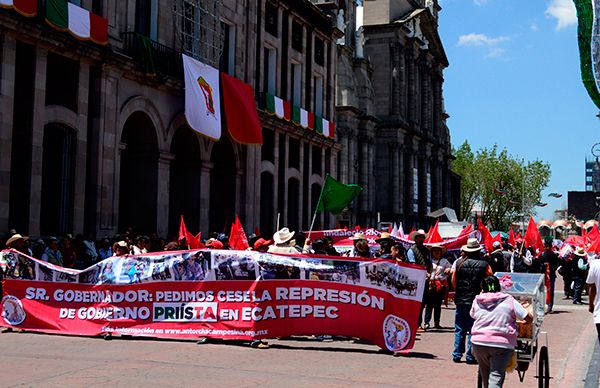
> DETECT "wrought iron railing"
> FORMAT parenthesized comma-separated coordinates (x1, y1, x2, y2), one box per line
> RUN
(121, 32, 183, 79)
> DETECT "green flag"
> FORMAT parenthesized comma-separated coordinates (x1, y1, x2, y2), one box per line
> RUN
(316, 175, 363, 214)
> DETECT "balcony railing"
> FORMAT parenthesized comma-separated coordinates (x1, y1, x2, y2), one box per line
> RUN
(121, 32, 182, 79)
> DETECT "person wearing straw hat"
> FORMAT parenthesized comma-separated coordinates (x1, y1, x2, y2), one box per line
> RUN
(375, 232, 394, 258)
(347, 232, 371, 258)
(451, 238, 493, 364)
(423, 243, 452, 330)
(572, 246, 589, 305)
(407, 229, 431, 267)
(267, 228, 301, 254)
(5, 233, 32, 256)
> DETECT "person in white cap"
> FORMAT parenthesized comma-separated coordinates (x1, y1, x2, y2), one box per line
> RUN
(487, 241, 505, 273)
(267, 228, 301, 254)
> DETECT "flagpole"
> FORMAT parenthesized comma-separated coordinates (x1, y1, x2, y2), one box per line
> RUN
(307, 177, 328, 242)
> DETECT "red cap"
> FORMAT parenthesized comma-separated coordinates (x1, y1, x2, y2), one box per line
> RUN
(206, 239, 224, 249)
(253, 238, 272, 250)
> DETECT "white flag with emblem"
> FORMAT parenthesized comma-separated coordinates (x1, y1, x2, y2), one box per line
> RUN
(182, 54, 221, 140)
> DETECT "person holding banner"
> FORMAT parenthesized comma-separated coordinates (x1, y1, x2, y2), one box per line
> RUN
(346, 233, 371, 258)
(423, 244, 452, 330)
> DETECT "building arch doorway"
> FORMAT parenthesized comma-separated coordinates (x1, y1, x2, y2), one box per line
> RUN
(169, 126, 202, 236)
(119, 112, 159, 234)
(209, 138, 236, 233)
(40, 123, 77, 235)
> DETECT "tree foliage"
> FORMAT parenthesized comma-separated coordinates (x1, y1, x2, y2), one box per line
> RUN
(451, 141, 551, 230)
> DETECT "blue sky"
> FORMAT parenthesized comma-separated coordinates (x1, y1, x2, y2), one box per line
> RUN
(437, 0, 599, 220)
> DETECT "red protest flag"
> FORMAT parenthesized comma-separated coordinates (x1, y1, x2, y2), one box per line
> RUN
(179, 215, 205, 249)
(425, 219, 443, 243)
(457, 224, 473, 238)
(508, 228, 516, 246)
(477, 216, 493, 250)
(524, 216, 543, 253)
(178, 215, 188, 244)
(220, 72, 263, 145)
(487, 233, 502, 251)
(229, 215, 250, 250)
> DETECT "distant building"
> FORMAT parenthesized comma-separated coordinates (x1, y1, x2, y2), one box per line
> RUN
(585, 157, 600, 192)
(568, 191, 600, 221)
(361, 0, 458, 227)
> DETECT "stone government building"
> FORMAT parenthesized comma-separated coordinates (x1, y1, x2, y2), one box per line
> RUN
(0, 0, 459, 239)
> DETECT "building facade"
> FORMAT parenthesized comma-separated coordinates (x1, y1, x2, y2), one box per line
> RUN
(361, 0, 459, 228)
(0, 0, 341, 239)
(585, 157, 600, 192)
(0, 0, 457, 239)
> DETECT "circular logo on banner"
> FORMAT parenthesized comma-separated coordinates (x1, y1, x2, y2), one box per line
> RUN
(1, 295, 26, 326)
(383, 315, 411, 351)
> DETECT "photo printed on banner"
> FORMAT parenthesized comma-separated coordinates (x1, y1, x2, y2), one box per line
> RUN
(212, 251, 257, 280)
(256, 254, 301, 280)
(35, 262, 55, 282)
(361, 262, 420, 299)
(149, 257, 173, 281)
(118, 256, 151, 284)
(55, 271, 78, 283)
(172, 251, 209, 281)
(79, 265, 101, 284)
(305, 259, 360, 285)
(98, 259, 118, 284)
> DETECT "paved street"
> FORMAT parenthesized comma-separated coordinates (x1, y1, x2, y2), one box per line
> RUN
(1, 279, 598, 387)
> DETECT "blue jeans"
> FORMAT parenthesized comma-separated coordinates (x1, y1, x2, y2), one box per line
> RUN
(453, 304, 475, 362)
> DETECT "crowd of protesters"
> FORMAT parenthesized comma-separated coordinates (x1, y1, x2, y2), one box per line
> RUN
(2, 224, 598, 386)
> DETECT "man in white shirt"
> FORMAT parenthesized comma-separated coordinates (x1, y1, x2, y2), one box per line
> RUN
(586, 258, 600, 343)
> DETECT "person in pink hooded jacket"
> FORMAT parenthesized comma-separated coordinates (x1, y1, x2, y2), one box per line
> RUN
(470, 276, 530, 388)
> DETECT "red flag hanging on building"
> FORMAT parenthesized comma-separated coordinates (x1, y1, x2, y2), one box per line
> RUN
(229, 215, 250, 250)
(425, 219, 443, 243)
(524, 216, 543, 253)
(220, 72, 263, 145)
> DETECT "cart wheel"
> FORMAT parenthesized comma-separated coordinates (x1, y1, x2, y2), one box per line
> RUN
(538, 346, 550, 388)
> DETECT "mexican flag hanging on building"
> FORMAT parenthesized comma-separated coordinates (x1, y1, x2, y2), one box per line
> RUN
(46, 0, 108, 44)
(0, 0, 37, 16)
(266, 93, 291, 120)
(573, 0, 600, 109)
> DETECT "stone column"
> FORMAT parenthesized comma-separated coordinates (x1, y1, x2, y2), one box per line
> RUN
(360, 137, 369, 211)
(199, 160, 213, 234)
(390, 142, 400, 215)
(100, 71, 119, 235)
(28, 47, 48, 236)
(339, 130, 349, 183)
(73, 62, 90, 234)
(398, 145, 405, 216)
(0, 36, 16, 230)
(156, 151, 174, 237)
(272, 133, 280, 229)
(391, 43, 401, 115)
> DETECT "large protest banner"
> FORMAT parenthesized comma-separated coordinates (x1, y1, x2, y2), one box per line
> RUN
(1, 249, 426, 353)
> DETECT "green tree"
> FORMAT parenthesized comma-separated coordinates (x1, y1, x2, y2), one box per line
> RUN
(451, 141, 551, 230)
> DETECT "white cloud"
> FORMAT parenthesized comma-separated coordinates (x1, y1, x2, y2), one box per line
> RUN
(545, 0, 577, 30)
(485, 47, 506, 59)
(457, 33, 509, 46)
(530, 22, 540, 32)
(473, 0, 489, 5)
